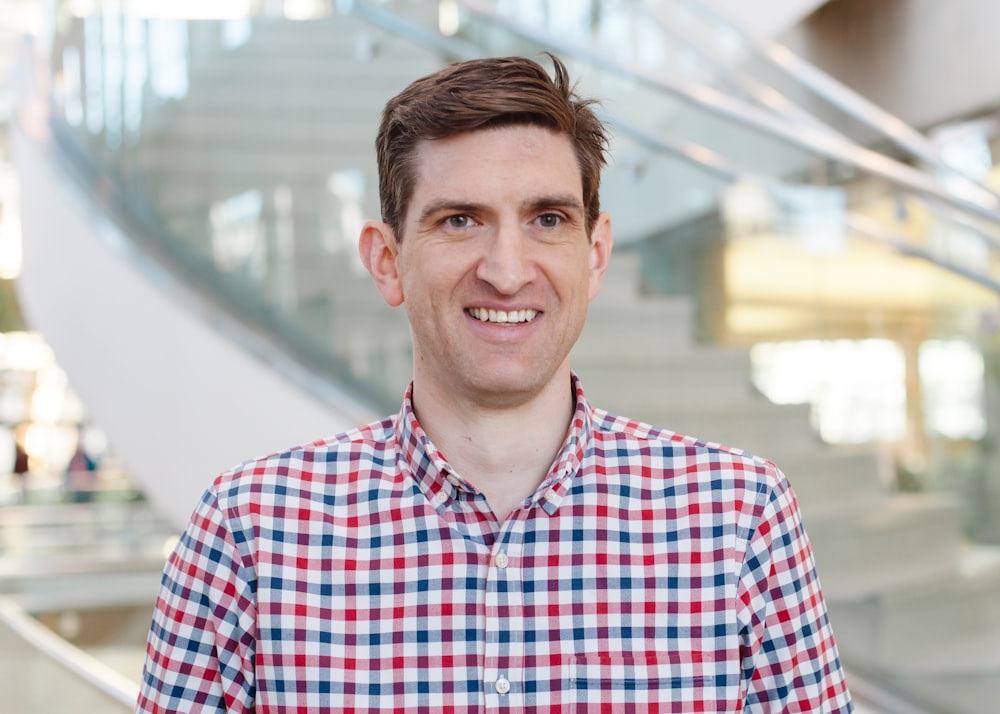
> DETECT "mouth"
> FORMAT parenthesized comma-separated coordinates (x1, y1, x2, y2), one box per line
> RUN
(466, 307, 539, 325)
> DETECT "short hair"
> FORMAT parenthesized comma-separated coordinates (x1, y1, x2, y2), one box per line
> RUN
(375, 53, 609, 241)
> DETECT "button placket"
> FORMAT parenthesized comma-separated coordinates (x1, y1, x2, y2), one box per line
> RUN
(483, 526, 524, 710)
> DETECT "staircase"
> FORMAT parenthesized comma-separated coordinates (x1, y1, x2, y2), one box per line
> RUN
(40, 9, 1000, 711)
(575, 253, 1000, 711)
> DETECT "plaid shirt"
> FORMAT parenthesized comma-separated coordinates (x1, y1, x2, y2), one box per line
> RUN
(137, 375, 852, 712)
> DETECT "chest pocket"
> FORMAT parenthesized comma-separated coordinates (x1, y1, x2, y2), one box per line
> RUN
(566, 652, 714, 709)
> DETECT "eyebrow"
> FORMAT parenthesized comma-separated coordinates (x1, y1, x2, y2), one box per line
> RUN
(415, 194, 585, 225)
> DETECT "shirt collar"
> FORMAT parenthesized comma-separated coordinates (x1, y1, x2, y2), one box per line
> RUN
(392, 373, 593, 514)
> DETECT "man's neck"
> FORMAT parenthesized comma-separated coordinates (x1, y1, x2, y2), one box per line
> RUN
(411, 374, 575, 521)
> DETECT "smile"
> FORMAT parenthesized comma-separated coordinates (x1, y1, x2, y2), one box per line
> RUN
(467, 308, 539, 324)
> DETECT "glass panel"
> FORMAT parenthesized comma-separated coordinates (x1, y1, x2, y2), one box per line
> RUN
(33, 2, 1000, 710)
(43, 0, 1000, 516)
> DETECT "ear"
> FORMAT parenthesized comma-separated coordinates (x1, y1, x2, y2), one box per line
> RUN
(587, 211, 614, 301)
(358, 220, 404, 307)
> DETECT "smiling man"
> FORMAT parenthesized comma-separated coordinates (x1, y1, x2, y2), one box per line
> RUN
(137, 55, 853, 713)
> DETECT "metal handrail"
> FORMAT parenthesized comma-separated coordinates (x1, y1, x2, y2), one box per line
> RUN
(454, 0, 1000, 224)
(0, 597, 138, 709)
(684, 0, 995, 194)
(343, 0, 1000, 293)
(608, 110, 1000, 294)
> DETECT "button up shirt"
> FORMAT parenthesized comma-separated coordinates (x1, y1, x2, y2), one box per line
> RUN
(137, 376, 853, 712)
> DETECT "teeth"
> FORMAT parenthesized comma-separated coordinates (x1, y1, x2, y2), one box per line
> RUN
(469, 308, 538, 324)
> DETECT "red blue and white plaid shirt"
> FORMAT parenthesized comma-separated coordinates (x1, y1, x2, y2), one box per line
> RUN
(137, 375, 853, 712)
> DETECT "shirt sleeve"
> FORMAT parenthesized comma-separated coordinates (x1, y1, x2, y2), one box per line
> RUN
(737, 466, 854, 713)
(136, 484, 257, 713)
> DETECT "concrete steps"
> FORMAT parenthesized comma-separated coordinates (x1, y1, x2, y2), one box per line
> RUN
(765, 447, 887, 520)
(829, 562, 1000, 670)
(572, 347, 756, 409)
(809, 494, 962, 599)
(828, 549, 1000, 712)
(98, 12, 997, 710)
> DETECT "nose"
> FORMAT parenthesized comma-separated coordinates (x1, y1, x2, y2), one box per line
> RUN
(475, 223, 534, 295)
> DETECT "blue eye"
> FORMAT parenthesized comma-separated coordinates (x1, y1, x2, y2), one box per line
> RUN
(537, 213, 561, 227)
(446, 215, 471, 228)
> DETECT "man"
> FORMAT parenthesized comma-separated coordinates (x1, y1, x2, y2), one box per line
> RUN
(137, 54, 853, 712)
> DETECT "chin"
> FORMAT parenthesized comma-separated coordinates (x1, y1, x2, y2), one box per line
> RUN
(464, 366, 562, 408)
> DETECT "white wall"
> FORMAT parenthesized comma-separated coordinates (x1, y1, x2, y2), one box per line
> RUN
(780, 0, 1000, 130)
(702, 0, 829, 40)
(13, 126, 378, 529)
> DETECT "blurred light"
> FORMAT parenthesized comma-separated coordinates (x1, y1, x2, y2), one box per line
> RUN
(162, 535, 181, 559)
(210, 190, 263, 272)
(752, 339, 906, 444)
(2, 332, 55, 371)
(920, 340, 985, 440)
(0, 0, 43, 36)
(24, 422, 78, 470)
(284, 0, 329, 20)
(0, 206, 22, 280)
(60, 47, 84, 127)
(438, 0, 459, 36)
(70, 0, 258, 19)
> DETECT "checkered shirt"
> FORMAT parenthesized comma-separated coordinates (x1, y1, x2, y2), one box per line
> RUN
(137, 375, 853, 712)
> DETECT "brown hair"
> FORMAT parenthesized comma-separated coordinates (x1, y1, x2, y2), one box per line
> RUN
(375, 53, 609, 241)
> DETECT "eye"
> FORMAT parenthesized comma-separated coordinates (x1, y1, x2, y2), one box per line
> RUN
(445, 214, 472, 228)
(536, 213, 562, 228)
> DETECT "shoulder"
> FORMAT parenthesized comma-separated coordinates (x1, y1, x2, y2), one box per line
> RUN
(587, 406, 786, 500)
(210, 415, 399, 509)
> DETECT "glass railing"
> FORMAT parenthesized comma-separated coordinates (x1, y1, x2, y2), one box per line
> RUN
(42, 0, 1000, 393)
(21, 2, 1000, 711)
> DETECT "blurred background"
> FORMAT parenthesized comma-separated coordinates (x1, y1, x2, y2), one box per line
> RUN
(0, 0, 999, 711)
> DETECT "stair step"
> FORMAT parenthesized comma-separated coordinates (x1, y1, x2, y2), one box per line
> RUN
(812, 493, 961, 601)
(771, 447, 887, 518)
(135, 143, 372, 177)
(574, 346, 754, 409)
(618, 400, 819, 456)
(141, 111, 375, 144)
(901, 635, 1000, 714)
(830, 560, 1000, 672)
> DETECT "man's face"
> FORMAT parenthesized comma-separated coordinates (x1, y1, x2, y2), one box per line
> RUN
(363, 124, 612, 410)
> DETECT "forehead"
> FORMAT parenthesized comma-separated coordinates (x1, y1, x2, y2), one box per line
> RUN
(408, 125, 583, 204)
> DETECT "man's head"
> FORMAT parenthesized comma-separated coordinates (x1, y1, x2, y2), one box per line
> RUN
(375, 53, 608, 241)
(360, 54, 614, 413)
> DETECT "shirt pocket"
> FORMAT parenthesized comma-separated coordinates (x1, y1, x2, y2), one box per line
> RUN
(566, 652, 709, 709)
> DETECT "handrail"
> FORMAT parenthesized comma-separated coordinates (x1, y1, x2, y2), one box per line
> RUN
(684, 0, 996, 196)
(454, 0, 1000, 224)
(339, 0, 482, 62)
(341, 0, 1000, 294)
(0, 597, 138, 709)
(627, 1, 837, 136)
(607, 110, 1000, 294)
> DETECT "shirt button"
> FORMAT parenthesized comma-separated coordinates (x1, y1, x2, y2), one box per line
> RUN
(494, 552, 509, 569)
(544, 488, 558, 501)
(494, 677, 510, 695)
(433, 491, 448, 505)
